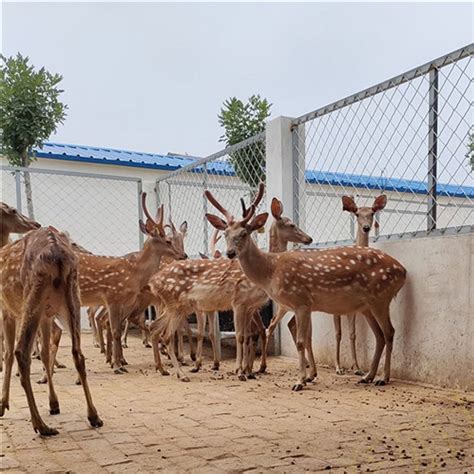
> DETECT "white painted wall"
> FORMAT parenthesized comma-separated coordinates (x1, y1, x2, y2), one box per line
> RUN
(279, 232, 474, 391)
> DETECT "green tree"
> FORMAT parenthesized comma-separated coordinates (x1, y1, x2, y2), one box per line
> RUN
(0, 53, 67, 218)
(218, 95, 271, 189)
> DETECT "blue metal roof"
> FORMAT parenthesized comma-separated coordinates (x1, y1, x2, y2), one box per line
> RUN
(34, 142, 474, 198)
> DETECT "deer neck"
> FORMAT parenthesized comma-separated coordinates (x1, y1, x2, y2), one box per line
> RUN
(269, 224, 287, 253)
(0, 232, 10, 248)
(238, 237, 275, 289)
(134, 241, 164, 286)
(356, 230, 369, 247)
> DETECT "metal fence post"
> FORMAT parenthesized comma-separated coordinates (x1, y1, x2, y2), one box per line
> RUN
(427, 66, 439, 232)
(15, 169, 22, 212)
(202, 163, 209, 255)
(137, 180, 144, 250)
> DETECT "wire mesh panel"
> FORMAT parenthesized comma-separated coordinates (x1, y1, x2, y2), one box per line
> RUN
(292, 45, 473, 246)
(1, 166, 143, 255)
(156, 134, 267, 258)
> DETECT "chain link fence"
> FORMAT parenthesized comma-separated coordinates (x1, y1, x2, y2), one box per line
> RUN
(292, 45, 473, 246)
(1, 166, 143, 255)
(156, 134, 267, 258)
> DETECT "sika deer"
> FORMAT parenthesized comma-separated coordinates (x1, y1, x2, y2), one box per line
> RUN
(206, 183, 406, 390)
(76, 194, 186, 373)
(0, 202, 40, 372)
(0, 227, 102, 435)
(332, 194, 387, 375)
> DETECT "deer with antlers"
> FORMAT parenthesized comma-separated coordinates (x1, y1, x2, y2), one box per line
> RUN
(205, 183, 406, 390)
(0, 226, 103, 435)
(75, 194, 186, 374)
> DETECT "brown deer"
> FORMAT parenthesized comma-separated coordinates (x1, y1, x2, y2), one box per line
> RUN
(75, 194, 186, 373)
(0, 226, 102, 435)
(0, 202, 40, 372)
(205, 183, 407, 390)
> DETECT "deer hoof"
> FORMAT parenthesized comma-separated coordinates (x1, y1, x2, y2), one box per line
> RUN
(113, 368, 124, 375)
(56, 363, 66, 369)
(292, 383, 305, 392)
(238, 374, 247, 382)
(257, 365, 266, 374)
(50, 407, 60, 416)
(211, 363, 220, 371)
(336, 368, 344, 375)
(180, 376, 191, 383)
(247, 372, 257, 380)
(354, 369, 365, 376)
(358, 377, 372, 384)
(88, 414, 104, 428)
(144, 343, 152, 348)
(37, 377, 47, 384)
(190, 353, 197, 362)
(161, 370, 170, 376)
(190, 367, 200, 373)
(374, 379, 387, 386)
(119, 366, 128, 373)
(75, 378, 82, 386)
(121, 343, 128, 349)
(305, 376, 316, 383)
(36, 425, 59, 437)
(0, 401, 10, 416)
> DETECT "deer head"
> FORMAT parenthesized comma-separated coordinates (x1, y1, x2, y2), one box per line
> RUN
(270, 198, 312, 247)
(205, 183, 268, 259)
(139, 193, 186, 260)
(0, 202, 41, 236)
(342, 195, 387, 234)
(164, 219, 188, 259)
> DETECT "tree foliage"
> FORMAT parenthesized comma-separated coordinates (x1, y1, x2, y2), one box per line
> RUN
(218, 95, 271, 189)
(0, 53, 67, 166)
(467, 132, 474, 170)
(0, 53, 67, 217)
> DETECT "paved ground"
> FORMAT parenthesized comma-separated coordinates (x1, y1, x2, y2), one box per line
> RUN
(1, 332, 473, 473)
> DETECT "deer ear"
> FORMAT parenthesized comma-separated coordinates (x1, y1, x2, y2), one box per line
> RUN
(179, 221, 188, 235)
(372, 194, 387, 212)
(205, 213, 227, 230)
(271, 198, 283, 220)
(342, 196, 358, 213)
(248, 212, 269, 232)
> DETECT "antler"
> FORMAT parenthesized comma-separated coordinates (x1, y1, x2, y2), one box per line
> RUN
(141, 192, 155, 222)
(210, 229, 222, 257)
(204, 190, 234, 223)
(240, 182, 265, 218)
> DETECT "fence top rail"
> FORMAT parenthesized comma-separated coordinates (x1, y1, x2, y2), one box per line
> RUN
(156, 132, 265, 183)
(1, 165, 142, 183)
(292, 43, 474, 126)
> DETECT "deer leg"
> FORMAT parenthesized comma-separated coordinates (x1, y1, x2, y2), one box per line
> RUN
(263, 305, 287, 372)
(0, 313, 3, 373)
(372, 306, 394, 385)
(16, 291, 58, 436)
(122, 319, 130, 348)
(190, 312, 205, 373)
(186, 319, 196, 362)
(348, 314, 363, 376)
(252, 311, 267, 374)
(304, 318, 317, 382)
(164, 316, 190, 382)
(151, 327, 169, 376)
(288, 315, 310, 368)
(97, 313, 106, 354)
(233, 305, 246, 381)
(138, 312, 151, 348)
(292, 308, 311, 391)
(105, 324, 112, 365)
(31, 336, 41, 360)
(207, 312, 220, 370)
(88, 308, 100, 348)
(65, 281, 103, 428)
(244, 316, 257, 378)
(0, 313, 16, 416)
(333, 314, 343, 375)
(176, 328, 187, 365)
(108, 305, 126, 374)
(359, 311, 385, 384)
(38, 318, 60, 414)
(52, 321, 66, 369)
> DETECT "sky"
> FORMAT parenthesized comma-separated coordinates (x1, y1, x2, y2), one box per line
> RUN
(2, 2, 473, 157)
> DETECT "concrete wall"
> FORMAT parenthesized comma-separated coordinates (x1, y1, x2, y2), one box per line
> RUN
(280, 232, 474, 391)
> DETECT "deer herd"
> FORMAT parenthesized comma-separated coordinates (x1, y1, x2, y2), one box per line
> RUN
(0, 184, 406, 436)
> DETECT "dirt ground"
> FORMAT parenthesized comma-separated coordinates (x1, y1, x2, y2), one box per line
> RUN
(1, 332, 473, 473)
